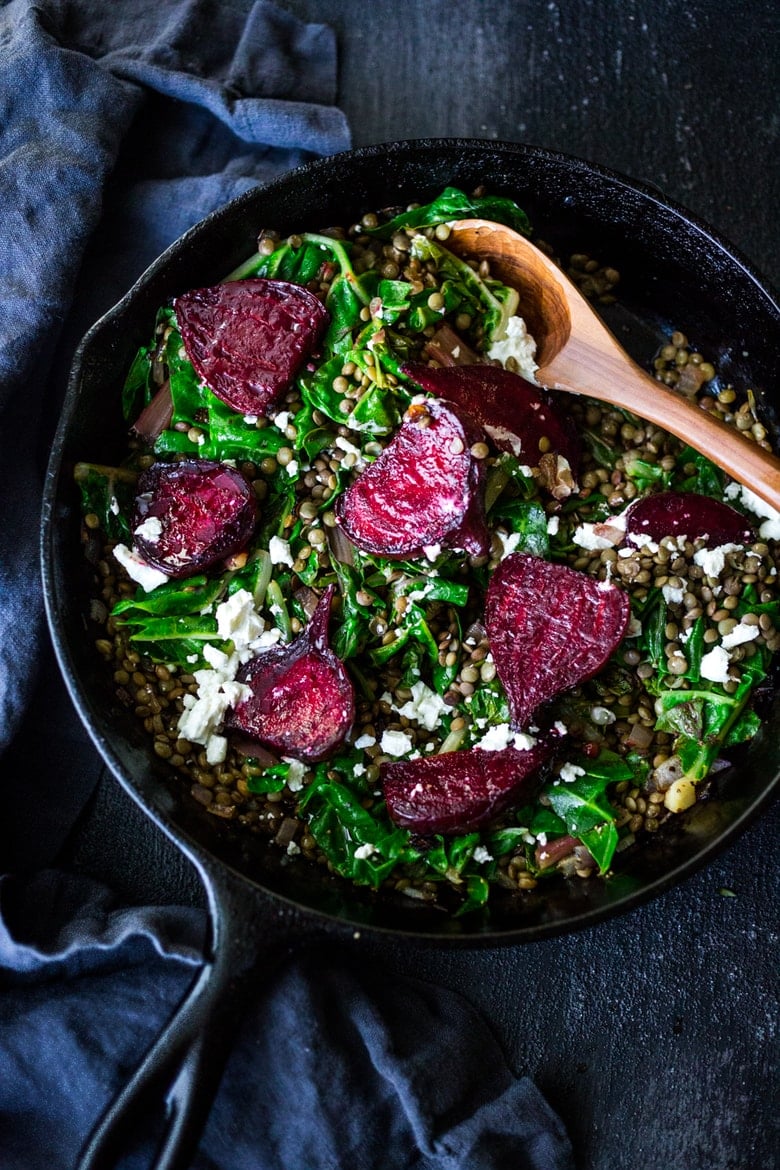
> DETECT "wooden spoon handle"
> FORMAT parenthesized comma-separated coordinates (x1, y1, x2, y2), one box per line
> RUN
(544, 332, 780, 514)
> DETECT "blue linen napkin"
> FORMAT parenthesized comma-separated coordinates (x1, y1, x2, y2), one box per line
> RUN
(0, 2, 574, 1166)
(0, 870, 573, 1170)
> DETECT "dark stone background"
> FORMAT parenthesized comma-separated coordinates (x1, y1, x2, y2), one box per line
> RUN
(55, 3, 780, 1167)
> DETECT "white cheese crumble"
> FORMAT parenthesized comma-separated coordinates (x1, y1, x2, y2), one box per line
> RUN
(487, 315, 538, 381)
(284, 758, 307, 792)
(547, 515, 560, 535)
(693, 543, 741, 579)
(215, 589, 265, 657)
(559, 762, 585, 784)
(721, 620, 761, 651)
(112, 544, 168, 592)
(699, 645, 732, 684)
(134, 515, 163, 543)
(630, 533, 659, 552)
(474, 723, 536, 752)
(497, 530, 524, 559)
(394, 681, 449, 732)
(380, 729, 414, 757)
(354, 842, 378, 860)
(724, 482, 780, 540)
(423, 544, 441, 562)
(285, 460, 298, 477)
(472, 846, 493, 864)
(268, 535, 294, 566)
(273, 411, 291, 431)
(354, 733, 377, 750)
(572, 517, 626, 550)
(662, 584, 685, 604)
(177, 662, 250, 761)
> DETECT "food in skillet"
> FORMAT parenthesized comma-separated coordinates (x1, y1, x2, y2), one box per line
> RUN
(77, 187, 780, 914)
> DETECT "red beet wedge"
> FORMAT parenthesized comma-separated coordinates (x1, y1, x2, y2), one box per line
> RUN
(226, 585, 354, 763)
(624, 490, 754, 547)
(336, 398, 490, 559)
(403, 362, 580, 469)
(132, 459, 257, 578)
(174, 278, 329, 416)
(485, 553, 630, 729)
(382, 742, 550, 835)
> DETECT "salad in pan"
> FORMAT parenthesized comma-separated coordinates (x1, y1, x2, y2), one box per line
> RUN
(77, 187, 780, 914)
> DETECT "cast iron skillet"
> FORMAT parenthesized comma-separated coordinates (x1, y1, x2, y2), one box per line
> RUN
(42, 140, 780, 1169)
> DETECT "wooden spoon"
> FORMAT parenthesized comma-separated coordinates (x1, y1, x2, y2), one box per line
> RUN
(447, 218, 780, 513)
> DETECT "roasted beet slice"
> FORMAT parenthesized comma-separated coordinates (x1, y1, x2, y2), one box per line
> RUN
(382, 742, 550, 835)
(336, 398, 490, 559)
(132, 460, 257, 577)
(226, 585, 354, 763)
(174, 279, 329, 416)
(624, 491, 754, 547)
(485, 553, 630, 729)
(403, 362, 580, 470)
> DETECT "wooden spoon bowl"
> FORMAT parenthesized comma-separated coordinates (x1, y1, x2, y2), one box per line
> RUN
(448, 218, 780, 512)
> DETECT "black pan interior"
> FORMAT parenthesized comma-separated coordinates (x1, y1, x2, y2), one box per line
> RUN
(42, 139, 780, 940)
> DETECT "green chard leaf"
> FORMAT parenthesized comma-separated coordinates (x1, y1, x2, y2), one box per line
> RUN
(365, 186, 532, 239)
(74, 463, 137, 543)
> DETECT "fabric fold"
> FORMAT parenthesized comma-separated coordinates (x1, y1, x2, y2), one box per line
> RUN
(0, 872, 574, 1170)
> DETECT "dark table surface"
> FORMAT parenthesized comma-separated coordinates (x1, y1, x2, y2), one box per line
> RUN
(54, 3, 779, 1168)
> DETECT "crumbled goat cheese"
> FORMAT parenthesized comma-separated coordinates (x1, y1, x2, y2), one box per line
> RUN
(546, 515, 560, 535)
(354, 733, 377, 750)
(285, 459, 298, 477)
(472, 846, 493, 864)
(395, 681, 449, 732)
(380, 729, 414, 757)
(286, 841, 301, 856)
(487, 315, 538, 381)
(243, 414, 259, 425)
(268, 535, 294, 566)
(215, 589, 264, 655)
(273, 411, 291, 430)
(134, 515, 163, 542)
(498, 530, 524, 559)
(559, 762, 586, 784)
(354, 842, 378, 860)
(423, 544, 441, 562)
(176, 596, 266, 758)
(112, 544, 168, 592)
(725, 482, 780, 540)
(693, 543, 741, 579)
(630, 533, 659, 552)
(573, 520, 626, 550)
(475, 723, 536, 752)
(284, 758, 307, 792)
(662, 584, 685, 604)
(699, 645, 732, 684)
(177, 662, 249, 761)
(721, 620, 761, 651)
(202, 643, 237, 674)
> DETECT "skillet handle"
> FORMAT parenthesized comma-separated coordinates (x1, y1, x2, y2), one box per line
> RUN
(77, 864, 337, 1170)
